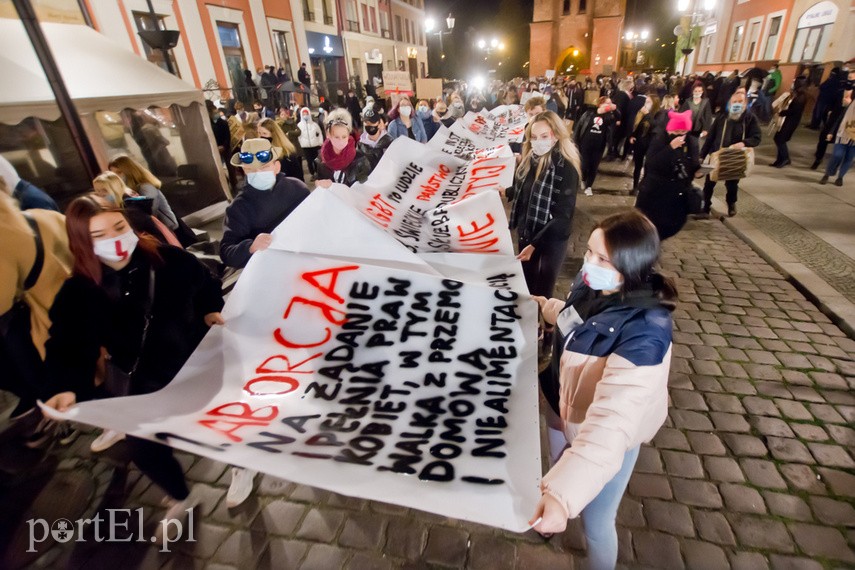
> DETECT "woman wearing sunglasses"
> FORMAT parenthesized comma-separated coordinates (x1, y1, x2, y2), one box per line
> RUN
(220, 138, 310, 269)
(314, 109, 371, 188)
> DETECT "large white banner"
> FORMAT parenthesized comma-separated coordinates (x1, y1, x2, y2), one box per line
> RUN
(42, 137, 543, 531)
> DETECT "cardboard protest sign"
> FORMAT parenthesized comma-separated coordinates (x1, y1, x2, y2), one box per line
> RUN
(382, 71, 413, 107)
(416, 77, 444, 100)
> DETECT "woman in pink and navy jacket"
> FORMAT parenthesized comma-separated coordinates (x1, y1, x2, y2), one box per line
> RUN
(530, 209, 677, 570)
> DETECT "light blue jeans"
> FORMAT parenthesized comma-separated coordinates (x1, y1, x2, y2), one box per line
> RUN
(581, 445, 640, 570)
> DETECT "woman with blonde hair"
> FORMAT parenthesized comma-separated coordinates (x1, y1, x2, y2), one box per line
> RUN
(107, 156, 179, 232)
(314, 108, 371, 187)
(257, 117, 304, 181)
(509, 110, 581, 309)
(92, 172, 181, 247)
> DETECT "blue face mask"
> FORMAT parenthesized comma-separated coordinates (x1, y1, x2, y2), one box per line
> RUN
(729, 103, 745, 115)
(417, 109, 431, 120)
(247, 170, 276, 190)
(582, 261, 622, 291)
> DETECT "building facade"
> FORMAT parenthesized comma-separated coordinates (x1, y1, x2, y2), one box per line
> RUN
(390, 0, 429, 84)
(530, 0, 627, 77)
(340, 0, 397, 91)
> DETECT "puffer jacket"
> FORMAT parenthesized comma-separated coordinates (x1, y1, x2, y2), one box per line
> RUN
(297, 108, 324, 148)
(538, 280, 673, 519)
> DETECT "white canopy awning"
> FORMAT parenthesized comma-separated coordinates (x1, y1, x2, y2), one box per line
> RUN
(0, 19, 203, 125)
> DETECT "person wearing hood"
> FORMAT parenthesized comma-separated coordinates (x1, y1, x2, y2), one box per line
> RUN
(0, 156, 59, 212)
(574, 97, 618, 196)
(635, 109, 699, 240)
(357, 108, 393, 172)
(221, 138, 309, 268)
(346, 90, 363, 128)
(315, 108, 371, 187)
(417, 99, 441, 141)
(699, 91, 761, 217)
(821, 88, 855, 186)
(297, 107, 324, 179)
(387, 98, 428, 143)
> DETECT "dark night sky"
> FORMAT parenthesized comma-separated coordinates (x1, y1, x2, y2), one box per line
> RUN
(424, 0, 680, 77)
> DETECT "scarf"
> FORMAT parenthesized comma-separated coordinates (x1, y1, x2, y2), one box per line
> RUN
(509, 151, 563, 244)
(358, 130, 387, 148)
(320, 137, 357, 171)
(837, 100, 855, 144)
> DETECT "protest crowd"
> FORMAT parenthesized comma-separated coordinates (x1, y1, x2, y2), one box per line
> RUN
(1, 61, 854, 569)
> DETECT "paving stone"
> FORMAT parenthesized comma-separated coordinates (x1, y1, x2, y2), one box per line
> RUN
(662, 450, 705, 479)
(710, 412, 751, 433)
(754, 381, 792, 399)
(691, 360, 723, 376)
(642, 499, 695, 537)
(689, 344, 720, 360)
(768, 555, 823, 570)
(326, 494, 367, 511)
(212, 529, 268, 567)
(742, 396, 781, 418)
(686, 432, 727, 456)
(827, 424, 855, 446)
(726, 514, 794, 553)
(705, 394, 745, 414)
(669, 390, 709, 412)
(616, 497, 645, 528)
(786, 341, 818, 354)
(294, 508, 345, 543)
(719, 376, 756, 394)
(176, 522, 232, 560)
(808, 496, 855, 526)
(251, 500, 306, 537)
(745, 350, 782, 366)
(633, 531, 685, 569)
(758, 338, 790, 352)
(704, 456, 746, 483)
(723, 434, 770, 457)
(779, 464, 827, 495)
(628, 473, 673, 499)
(718, 346, 748, 361)
(515, 543, 573, 570)
(693, 510, 736, 546)
(787, 385, 824, 402)
(290, 485, 331, 504)
(383, 519, 427, 560)
(699, 333, 728, 347)
(720, 483, 767, 514)
(185, 458, 228, 485)
(652, 428, 691, 451)
(807, 443, 855, 469)
(740, 459, 787, 490)
(346, 552, 395, 570)
(256, 474, 296, 496)
(338, 513, 385, 550)
(780, 370, 813, 386)
(774, 399, 813, 421)
(423, 526, 469, 567)
(671, 478, 723, 508)
(819, 467, 855, 497)
(823, 390, 855, 405)
(788, 523, 855, 563)
(837, 404, 855, 423)
(808, 403, 846, 424)
(301, 544, 350, 570)
(668, 410, 715, 432)
(634, 446, 664, 474)
(467, 534, 517, 570)
(762, 492, 813, 522)
(680, 540, 729, 570)
(766, 437, 815, 464)
(806, 355, 836, 372)
(730, 551, 769, 570)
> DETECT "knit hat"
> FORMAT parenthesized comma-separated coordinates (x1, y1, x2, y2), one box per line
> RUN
(665, 109, 693, 132)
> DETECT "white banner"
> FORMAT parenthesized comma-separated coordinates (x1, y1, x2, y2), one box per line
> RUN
(42, 164, 542, 531)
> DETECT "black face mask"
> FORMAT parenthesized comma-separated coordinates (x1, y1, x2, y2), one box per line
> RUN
(364, 125, 379, 135)
(261, 136, 273, 142)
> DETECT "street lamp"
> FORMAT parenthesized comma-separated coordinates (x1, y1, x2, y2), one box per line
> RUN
(426, 13, 455, 73)
(477, 39, 486, 49)
(676, 0, 716, 75)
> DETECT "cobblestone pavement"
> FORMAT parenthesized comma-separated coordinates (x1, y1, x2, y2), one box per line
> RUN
(2, 164, 855, 570)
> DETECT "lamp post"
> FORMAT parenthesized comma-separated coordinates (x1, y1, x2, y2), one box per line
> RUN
(676, 0, 715, 76)
(622, 29, 650, 70)
(425, 14, 455, 76)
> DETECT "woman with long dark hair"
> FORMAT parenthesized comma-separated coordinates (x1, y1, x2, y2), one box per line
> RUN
(41, 197, 224, 540)
(530, 209, 677, 570)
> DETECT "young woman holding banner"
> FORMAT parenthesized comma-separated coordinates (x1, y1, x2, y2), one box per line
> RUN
(40, 197, 224, 542)
(530, 210, 677, 570)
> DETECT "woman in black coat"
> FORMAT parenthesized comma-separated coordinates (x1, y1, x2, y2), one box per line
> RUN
(629, 95, 659, 193)
(314, 108, 371, 187)
(635, 109, 699, 240)
(772, 77, 808, 168)
(42, 197, 224, 536)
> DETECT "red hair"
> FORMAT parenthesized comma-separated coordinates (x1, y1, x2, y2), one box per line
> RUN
(65, 196, 161, 285)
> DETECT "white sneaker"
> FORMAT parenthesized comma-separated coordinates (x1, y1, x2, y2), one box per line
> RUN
(90, 429, 125, 452)
(226, 467, 256, 508)
(584, 187, 593, 196)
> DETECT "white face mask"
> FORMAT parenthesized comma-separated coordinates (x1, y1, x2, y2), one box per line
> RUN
(302, 114, 310, 122)
(94, 230, 139, 264)
(531, 138, 557, 157)
(247, 170, 276, 190)
(582, 260, 622, 291)
(399, 106, 412, 117)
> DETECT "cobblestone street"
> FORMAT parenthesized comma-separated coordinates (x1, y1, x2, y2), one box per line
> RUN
(2, 153, 855, 570)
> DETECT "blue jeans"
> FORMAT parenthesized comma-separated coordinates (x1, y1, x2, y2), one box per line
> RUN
(825, 143, 855, 179)
(581, 445, 640, 570)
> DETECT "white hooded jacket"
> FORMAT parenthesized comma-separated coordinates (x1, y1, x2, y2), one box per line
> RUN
(297, 107, 324, 148)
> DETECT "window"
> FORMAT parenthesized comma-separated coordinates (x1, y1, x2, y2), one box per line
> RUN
(405, 18, 411, 43)
(345, 0, 359, 32)
(578, 0, 586, 13)
(322, 0, 333, 25)
(743, 20, 761, 61)
(302, 0, 314, 22)
(791, 24, 832, 62)
(698, 33, 713, 64)
(410, 20, 415, 44)
(361, 4, 370, 31)
(272, 31, 293, 78)
(132, 11, 181, 77)
(216, 22, 248, 97)
(563, 0, 571, 15)
(729, 24, 744, 61)
(370, 7, 378, 33)
(381, 11, 390, 37)
(395, 15, 402, 41)
(763, 15, 782, 60)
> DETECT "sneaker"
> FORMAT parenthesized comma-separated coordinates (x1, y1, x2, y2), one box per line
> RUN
(226, 467, 257, 508)
(820, 175, 829, 185)
(727, 204, 737, 217)
(835, 177, 844, 187)
(584, 187, 593, 196)
(90, 429, 125, 452)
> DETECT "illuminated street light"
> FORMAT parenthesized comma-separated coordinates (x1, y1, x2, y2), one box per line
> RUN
(640, 30, 649, 40)
(490, 38, 498, 48)
(498, 42, 506, 51)
(425, 18, 435, 33)
(477, 39, 486, 49)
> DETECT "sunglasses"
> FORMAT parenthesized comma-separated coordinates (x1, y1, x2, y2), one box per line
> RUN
(238, 150, 273, 164)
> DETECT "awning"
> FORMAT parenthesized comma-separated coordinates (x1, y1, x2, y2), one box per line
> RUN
(0, 19, 203, 125)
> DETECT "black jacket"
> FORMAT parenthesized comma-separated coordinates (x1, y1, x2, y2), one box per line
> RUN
(45, 246, 223, 398)
(701, 111, 762, 159)
(279, 155, 305, 182)
(221, 174, 310, 268)
(680, 98, 713, 136)
(315, 151, 372, 187)
(776, 91, 807, 141)
(357, 134, 393, 171)
(574, 109, 617, 149)
(635, 132, 700, 240)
